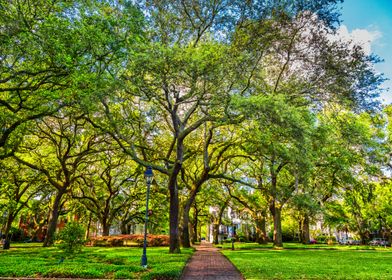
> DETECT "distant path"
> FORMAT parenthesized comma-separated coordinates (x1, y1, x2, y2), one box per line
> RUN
(180, 241, 244, 280)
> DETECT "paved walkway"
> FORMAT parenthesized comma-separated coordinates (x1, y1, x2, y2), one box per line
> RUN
(180, 241, 244, 280)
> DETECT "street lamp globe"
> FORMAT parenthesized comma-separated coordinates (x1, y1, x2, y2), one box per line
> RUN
(144, 166, 153, 184)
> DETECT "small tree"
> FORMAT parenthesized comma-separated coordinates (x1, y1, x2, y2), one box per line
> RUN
(57, 222, 85, 254)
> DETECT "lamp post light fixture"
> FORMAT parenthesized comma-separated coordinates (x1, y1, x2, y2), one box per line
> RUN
(141, 166, 153, 268)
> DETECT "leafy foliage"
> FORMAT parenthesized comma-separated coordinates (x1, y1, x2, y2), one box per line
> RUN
(0, 0, 389, 253)
(56, 222, 85, 254)
(0, 244, 193, 279)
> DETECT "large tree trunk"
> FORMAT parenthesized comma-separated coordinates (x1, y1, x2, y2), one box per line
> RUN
(43, 190, 64, 247)
(86, 213, 92, 239)
(181, 187, 203, 247)
(298, 219, 303, 243)
(189, 222, 195, 243)
(213, 223, 220, 245)
(120, 222, 127, 235)
(181, 174, 207, 247)
(255, 213, 268, 244)
(181, 201, 192, 248)
(102, 221, 110, 236)
(302, 215, 310, 244)
(3, 214, 14, 249)
(269, 170, 283, 247)
(191, 206, 199, 244)
(169, 174, 181, 253)
(270, 202, 283, 247)
(168, 135, 185, 253)
(357, 220, 367, 245)
(213, 201, 228, 245)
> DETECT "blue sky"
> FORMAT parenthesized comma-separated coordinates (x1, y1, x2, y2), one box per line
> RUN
(340, 0, 392, 104)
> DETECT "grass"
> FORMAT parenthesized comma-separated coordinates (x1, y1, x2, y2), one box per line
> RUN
(217, 242, 391, 251)
(0, 243, 194, 279)
(221, 242, 392, 279)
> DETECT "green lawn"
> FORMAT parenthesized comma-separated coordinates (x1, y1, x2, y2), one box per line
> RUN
(217, 242, 391, 251)
(0, 243, 193, 279)
(221, 243, 392, 279)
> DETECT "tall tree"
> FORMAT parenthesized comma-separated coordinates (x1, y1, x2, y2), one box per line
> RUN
(14, 112, 101, 246)
(85, 0, 369, 253)
(0, 159, 42, 248)
(0, 0, 144, 159)
(235, 94, 314, 247)
(73, 152, 144, 236)
(93, 23, 236, 253)
(178, 123, 245, 247)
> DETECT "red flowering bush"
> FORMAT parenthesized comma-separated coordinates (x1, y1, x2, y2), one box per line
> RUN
(89, 234, 169, 247)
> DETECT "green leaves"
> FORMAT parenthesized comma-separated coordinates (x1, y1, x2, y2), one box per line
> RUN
(56, 222, 85, 254)
(0, 0, 389, 251)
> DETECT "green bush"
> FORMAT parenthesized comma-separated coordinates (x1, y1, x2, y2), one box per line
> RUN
(90, 234, 170, 247)
(10, 227, 24, 241)
(236, 233, 248, 242)
(56, 222, 85, 254)
(114, 270, 134, 279)
(316, 235, 336, 244)
(142, 269, 181, 280)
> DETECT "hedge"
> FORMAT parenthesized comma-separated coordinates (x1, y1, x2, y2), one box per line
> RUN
(88, 234, 169, 247)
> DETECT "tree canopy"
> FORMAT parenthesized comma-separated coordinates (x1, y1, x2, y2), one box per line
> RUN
(0, 0, 389, 252)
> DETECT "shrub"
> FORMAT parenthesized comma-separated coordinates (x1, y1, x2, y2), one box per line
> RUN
(56, 222, 85, 254)
(89, 234, 169, 247)
(236, 233, 248, 242)
(223, 238, 233, 243)
(316, 234, 336, 244)
(10, 227, 24, 241)
(114, 270, 134, 279)
(142, 268, 181, 280)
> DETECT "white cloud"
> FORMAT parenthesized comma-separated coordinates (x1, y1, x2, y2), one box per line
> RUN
(336, 25, 382, 55)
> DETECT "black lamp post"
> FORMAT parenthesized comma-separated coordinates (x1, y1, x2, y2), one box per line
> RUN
(141, 166, 153, 268)
(378, 214, 383, 237)
(230, 211, 235, 251)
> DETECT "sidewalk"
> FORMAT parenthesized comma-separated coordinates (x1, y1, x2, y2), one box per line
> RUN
(180, 241, 244, 280)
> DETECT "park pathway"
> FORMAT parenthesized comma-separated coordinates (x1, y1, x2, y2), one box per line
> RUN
(180, 241, 244, 280)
